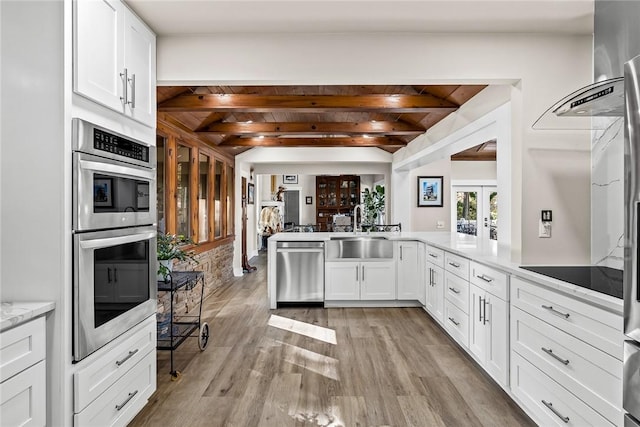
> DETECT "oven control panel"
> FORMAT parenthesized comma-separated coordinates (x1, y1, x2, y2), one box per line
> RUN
(93, 128, 149, 163)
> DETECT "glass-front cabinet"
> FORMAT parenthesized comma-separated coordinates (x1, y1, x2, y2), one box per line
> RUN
(316, 175, 360, 231)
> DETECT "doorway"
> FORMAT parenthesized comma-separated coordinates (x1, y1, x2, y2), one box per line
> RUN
(452, 185, 498, 242)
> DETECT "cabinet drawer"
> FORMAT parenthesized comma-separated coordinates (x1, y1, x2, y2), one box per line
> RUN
(425, 245, 444, 268)
(74, 315, 155, 412)
(443, 299, 469, 348)
(74, 350, 156, 427)
(512, 307, 622, 425)
(444, 252, 469, 281)
(0, 316, 45, 382)
(444, 271, 469, 313)
(511, 277, 623, 360)
(470, 261, 508, 300)
(0, 360, 45, 427)
(511, 351, 614, 427)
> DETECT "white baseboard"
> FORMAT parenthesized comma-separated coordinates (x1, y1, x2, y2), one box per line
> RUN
(233, 267, 244, 277)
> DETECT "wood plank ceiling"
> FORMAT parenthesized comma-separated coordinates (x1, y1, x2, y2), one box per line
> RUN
(157, 85, 487, 156)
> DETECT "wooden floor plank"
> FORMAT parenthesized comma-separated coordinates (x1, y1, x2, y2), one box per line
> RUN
(130, 253, 534, 427)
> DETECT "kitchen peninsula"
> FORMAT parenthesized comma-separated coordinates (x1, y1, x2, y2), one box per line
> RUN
(267, 231, 624, 426)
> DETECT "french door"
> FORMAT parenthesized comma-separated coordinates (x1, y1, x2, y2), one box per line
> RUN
(452, 186, 498, 242)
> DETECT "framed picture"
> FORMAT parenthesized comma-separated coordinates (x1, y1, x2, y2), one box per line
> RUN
(247, 182, 255, 205)
(305, 196, 313, 204)
(417, 176, 444, 207)
(283, 174, 298, 184)
(94, 178, 113, 207)
(136, 182, 150, 210)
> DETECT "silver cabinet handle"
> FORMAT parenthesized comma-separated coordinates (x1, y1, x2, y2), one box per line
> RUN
(116, 349, 139, 366)
(448, 317, 460, 326)
(448, 287, 460, 294)
(129, 73, 136, 108)
(362, 265, 365, 281)
(428, 253, 438, 258)
(115, 390, 138, 411)
(483, 298, 489, 325)
(541, 305, 570, 319)
(541, 400, 569, 423)
(448, 261, 461, 268)
(430, 268, 434, 286)
(119, 68, 128, 105)
(478, 296, 483, 322)
(356, 266, 359, 281)
(400, 246, 403, 260)
(476, 274, 493, 283)
(541, 347, 570, 365)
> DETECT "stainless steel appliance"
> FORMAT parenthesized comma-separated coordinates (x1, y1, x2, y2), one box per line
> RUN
(72, 118, 157, 362)
(73, 226, 157, 361)
(625, 54, 640, 426)
(275, 241, 324, 306)
(72, 118, 157, 231)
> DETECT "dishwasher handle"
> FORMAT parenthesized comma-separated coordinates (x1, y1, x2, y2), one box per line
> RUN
(276, 241, 325, 249)
(276, 248, 325, 253)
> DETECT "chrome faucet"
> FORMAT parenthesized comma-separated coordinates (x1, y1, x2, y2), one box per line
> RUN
(353, 204, 363, 234)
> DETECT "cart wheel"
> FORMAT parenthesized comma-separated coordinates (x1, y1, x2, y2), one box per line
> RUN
(198, 322, 210, 350)
(170, 371, 182, 381)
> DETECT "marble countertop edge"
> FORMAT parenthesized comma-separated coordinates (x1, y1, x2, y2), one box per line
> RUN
(1, 301, 56, 332)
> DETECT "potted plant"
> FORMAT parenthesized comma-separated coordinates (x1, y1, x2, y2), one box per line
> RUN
(362, 184, 385, 226)
(157, 233, 198, 281)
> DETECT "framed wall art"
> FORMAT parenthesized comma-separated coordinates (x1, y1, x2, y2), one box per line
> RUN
(283, 174, 298, 184)
(417, 176, 443, 207)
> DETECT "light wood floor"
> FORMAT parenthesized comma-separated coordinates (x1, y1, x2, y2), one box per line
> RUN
(130, 253, 534, 427)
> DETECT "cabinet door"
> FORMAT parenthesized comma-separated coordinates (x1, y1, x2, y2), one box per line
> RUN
(486, 295, 509, 386)
(361, 261, 396, 300)
(397, 241, 419, 300)
(325, 262, 360, 300)
(469, 284, 487, 364)
(0, 360, 46, 427)
(124, 8, 156, 127)
(74, 0, 125, 111)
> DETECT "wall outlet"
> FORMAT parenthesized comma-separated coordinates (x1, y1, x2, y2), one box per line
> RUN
(539, 220, 551, 238)
(436, 220, 445, 229)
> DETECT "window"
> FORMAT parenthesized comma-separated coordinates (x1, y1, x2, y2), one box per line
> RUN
(155, 129, 235, 251)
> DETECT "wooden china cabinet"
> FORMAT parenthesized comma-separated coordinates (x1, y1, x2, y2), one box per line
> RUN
(315, 175, 360, 231)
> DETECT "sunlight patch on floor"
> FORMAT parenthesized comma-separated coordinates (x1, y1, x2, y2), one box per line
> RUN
(268, 314, 338, 345)
(277, 341, 340, 381)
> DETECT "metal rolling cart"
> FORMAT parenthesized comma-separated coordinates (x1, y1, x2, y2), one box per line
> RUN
(157, 271, 209, 379)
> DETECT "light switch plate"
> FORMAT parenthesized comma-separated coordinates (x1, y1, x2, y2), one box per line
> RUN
(539, 219, 551, 238)
(436, 220, 445, 229)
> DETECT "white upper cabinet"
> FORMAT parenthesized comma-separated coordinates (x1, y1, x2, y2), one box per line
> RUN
(74, 0, 156, 127)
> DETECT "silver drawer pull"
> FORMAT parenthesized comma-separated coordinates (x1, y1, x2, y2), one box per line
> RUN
(115, 390, 138, 411)
(541, 305, 570, 319)
(115, 349, 139, 366)
(448, 261, 461, 268)
(476, 274, 493, 283)
(448, 317, 460, 326)
(541, 400, 570, 423)
(429, 253, 438, 258)
(541, 347, 570, 365)
(448, 287, 460, 294)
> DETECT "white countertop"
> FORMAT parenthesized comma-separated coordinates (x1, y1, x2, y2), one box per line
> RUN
(268, 231, 623, 314)
(1, 301, 55, 332)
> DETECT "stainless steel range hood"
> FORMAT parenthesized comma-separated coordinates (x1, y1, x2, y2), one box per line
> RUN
(532, 77, 624, 130)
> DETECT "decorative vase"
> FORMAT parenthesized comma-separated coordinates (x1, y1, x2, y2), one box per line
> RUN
(157, 259, 173, 281)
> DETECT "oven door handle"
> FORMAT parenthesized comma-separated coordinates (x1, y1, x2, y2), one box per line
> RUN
(80, 231, 156, 250)
(78, 159, 155, 181)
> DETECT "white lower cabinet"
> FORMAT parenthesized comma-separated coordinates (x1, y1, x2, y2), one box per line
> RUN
(443, 299, 469, 348)
(469, 283, 508, 387)
(325, 261, 396, 300)
(425, 262, 444, 323)
(74, 316, 156, 427)
(396, 241, 421, 300)
(0, 316, 47, 427)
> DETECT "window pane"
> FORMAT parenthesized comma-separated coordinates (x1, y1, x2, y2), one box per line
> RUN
(214, 160, 222, 238)
(226, 164, 234, 236)
(198, 153, 209, 242)
(456, 191, 478, 236)
(156, 136, 165, 233)
(177, 145, 191, 237)
(490, 191, 498, 240)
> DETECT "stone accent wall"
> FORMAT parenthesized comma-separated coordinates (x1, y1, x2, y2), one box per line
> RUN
(156, 241, 235, 323)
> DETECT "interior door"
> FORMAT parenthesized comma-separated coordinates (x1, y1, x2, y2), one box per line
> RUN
(453, 186, 498, 242)
(283, 190, 300, 226)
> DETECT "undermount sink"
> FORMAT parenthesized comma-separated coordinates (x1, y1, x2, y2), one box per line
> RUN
(326, 236, 393, 259)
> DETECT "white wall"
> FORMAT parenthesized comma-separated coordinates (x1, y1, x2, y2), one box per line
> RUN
(159, 31, 593, 264)
(410, 159, 452, 231)
(451, 161, 497, 181)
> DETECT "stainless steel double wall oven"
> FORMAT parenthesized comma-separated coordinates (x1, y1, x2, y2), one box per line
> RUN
(72, 119, 157, 362)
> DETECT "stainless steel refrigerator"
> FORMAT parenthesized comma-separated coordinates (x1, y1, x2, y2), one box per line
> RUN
(624, 53, 640, 427)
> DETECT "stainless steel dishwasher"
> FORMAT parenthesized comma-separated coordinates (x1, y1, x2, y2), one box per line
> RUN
(276, 241, 324, 307)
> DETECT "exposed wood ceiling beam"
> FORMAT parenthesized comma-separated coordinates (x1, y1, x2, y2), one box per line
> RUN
(158, 94, 458, 113)
(194, 112, 226, 132)
(219, 136, 407, 147)
(197, 121, 425, 136)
